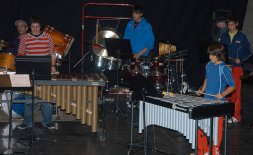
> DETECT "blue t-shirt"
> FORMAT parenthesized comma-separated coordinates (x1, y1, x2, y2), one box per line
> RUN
(123, 18, 154, 56)
(205, 61, 235, 100)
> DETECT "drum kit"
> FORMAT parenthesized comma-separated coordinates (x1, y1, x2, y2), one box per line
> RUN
(121, 44, 189, 93)
(122, 56, 176, 92)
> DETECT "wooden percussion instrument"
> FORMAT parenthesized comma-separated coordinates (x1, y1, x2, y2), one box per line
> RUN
(23, 73, 106, 132)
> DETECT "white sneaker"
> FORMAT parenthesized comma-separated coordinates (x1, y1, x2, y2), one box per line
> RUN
(228, 117, 239, 123)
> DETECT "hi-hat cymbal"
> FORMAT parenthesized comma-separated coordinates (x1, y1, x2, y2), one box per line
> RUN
(0, 40, 14, 48)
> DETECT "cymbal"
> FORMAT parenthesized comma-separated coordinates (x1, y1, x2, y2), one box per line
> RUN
(0, 40, 14, 48)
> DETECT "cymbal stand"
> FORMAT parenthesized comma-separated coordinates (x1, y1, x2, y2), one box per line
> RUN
(166, 52, 173, 92)
(179, 58, 187, 94)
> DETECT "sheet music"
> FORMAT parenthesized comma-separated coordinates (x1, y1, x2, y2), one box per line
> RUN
(9, 74, 31, 87)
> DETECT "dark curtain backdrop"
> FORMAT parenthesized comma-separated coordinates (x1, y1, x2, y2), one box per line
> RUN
(0, 0, 248, 87)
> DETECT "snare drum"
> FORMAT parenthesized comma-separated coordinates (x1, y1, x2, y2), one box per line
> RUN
(0, 53, 16, 71)
(130, 60, 142, 76)
(44, 25, 74, 59)
(1, 91, 24, 118)
(150, 57, 165, 74)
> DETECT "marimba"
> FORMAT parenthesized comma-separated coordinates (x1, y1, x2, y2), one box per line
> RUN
(138, 94, 234, 154)
(24, 74, 107, 132)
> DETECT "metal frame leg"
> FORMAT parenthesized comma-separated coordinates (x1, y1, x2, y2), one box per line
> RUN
(195, 120, 198, 154)
(209, 117, 214, 155)
(128, 97, 134, 154)
(224, 115, 228, 155)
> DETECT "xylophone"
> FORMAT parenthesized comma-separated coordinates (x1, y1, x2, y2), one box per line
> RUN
(139, 94, 234, 150)
(23, 73, 107, 132)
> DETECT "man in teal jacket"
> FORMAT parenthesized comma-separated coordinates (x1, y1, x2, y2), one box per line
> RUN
(124, 5, 154, 59)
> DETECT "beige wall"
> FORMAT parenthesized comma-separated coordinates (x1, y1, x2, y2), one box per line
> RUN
(243, 0, 253, 46)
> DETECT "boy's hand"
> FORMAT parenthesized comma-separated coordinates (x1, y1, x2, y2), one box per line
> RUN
(235, 58, 241, 64)
(216, 93, 224, 99)
(196, 90, 204, 96)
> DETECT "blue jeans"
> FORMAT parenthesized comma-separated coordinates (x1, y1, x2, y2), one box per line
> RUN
(15, 93, 53, 127)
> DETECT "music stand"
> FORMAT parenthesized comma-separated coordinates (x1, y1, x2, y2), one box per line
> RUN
(0, 74, 31, 154)
(16, 56, 52, 80)
(16, 56, 52, 143)
(104, 38, 133, 60)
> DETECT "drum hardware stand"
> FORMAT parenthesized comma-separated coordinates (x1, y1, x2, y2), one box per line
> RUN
(97, 86, 107, 142)
(68, 50, 72, 74)
(128, 89, 172, 155)
(114, 49, 121, 116)
(179, 58, 188, 94)
(166, 52, 173, 93)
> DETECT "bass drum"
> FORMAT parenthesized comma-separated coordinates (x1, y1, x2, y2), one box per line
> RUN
(0, 53, 16, 71)
(44, 25, 74, 59)
(1, 91, 24, 119)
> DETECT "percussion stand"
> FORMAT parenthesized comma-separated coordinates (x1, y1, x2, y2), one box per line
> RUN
(128, 89, 172, 155)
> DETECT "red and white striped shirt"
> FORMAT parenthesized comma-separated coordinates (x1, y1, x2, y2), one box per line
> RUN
(18, 32, 55, 56)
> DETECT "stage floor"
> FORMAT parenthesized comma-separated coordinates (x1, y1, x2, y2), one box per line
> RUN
(0, 81, 253, 155)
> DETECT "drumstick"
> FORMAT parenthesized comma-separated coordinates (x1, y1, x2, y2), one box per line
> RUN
(195, 91, 216, 97)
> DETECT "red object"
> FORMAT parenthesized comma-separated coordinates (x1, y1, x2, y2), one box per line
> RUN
(231, 66, 243, 121)
(197, 117, 223, 155)
(81, 2, 134, 57)
(18, 32, 55, 56)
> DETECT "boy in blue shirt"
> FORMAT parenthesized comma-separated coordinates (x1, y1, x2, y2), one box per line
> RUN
(124, 5, 154, 59)
(197, 42, 235, 155)
(220, 16, 252, 123)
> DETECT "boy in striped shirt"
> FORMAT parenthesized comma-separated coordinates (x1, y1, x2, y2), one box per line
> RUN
(18, 16, 56, 73)
(17, 16, 56, 130)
